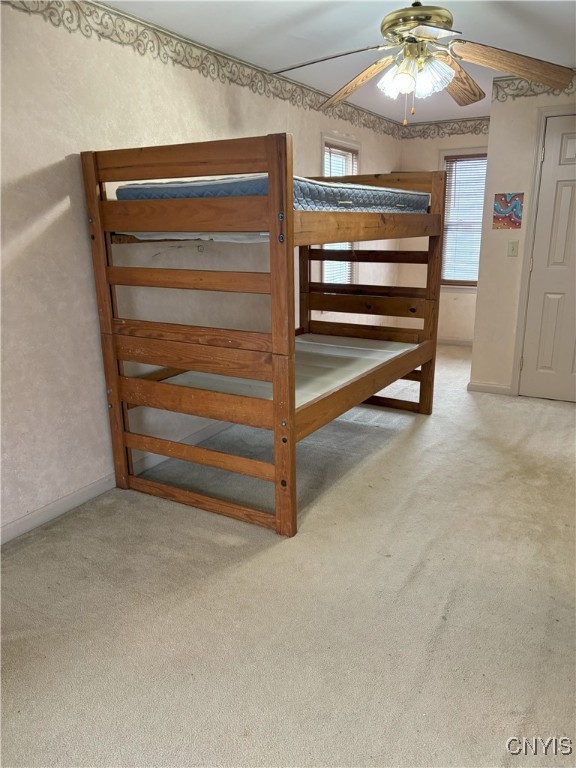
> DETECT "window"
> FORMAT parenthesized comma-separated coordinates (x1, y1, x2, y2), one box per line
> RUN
(324, 143, 358, 177)
(323, 141, 359, 284)
(442, 154, 488, 285)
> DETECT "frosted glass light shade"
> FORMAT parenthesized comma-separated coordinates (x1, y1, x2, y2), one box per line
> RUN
(376, 64, 401, 99)
(377, 54, 456, 102)
(394, 55, 419, 94)
(414, 56, 455, 98)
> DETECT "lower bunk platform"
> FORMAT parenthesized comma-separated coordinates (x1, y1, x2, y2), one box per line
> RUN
(156, 333, 420, 414)
(121, 334, 433, 533)
(134, 368, 421, 528)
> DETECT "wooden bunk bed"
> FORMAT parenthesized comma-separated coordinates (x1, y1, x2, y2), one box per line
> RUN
(81, 133, 445, 537)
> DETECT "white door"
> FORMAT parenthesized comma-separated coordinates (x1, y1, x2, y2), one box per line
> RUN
(520, 114, 576, 402)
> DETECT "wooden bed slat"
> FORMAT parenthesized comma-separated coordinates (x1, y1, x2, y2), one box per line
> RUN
(107, 267, 271, 294)
(308, 249, 429, 264)
(363, 395, 420, 412)
(125, 366, 186, 409)
(309, 293, 429, 318)
(114, 335, 273, 381)
(101, 196, 269, 233)
(295, 341, 433, 441)
(294, 212, 441, 245)
(125, 368, 186, 411)
(139, 366, 186, 382)
(124, 432, 275, 481)
(95, 136, 270, 182)
(118, 376, 274, 429)
(309, 283, 427, 299)
(112, 319, 273, 352)
(308, 320, 422, 344)
(128, 476, 276, 530)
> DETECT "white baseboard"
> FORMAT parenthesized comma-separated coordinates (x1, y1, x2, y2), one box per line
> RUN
(467, 380, 515, 395)
(1, 474, 117, 545)
(1, 422, 229, 545)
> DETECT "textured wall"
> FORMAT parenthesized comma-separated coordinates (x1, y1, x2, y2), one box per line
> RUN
(471, 89, 576, 390)
(1, 4, 403, 532)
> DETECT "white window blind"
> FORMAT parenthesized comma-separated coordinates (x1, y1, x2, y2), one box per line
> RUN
(323, 142, 359, 284)
(442, 154, 487, 283)
(324, 144, 358, 177)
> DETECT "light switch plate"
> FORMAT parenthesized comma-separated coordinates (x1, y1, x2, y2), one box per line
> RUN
(507, 240, 519, 257)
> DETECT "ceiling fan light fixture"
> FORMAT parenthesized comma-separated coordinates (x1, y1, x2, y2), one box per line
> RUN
(410, 23, 456, 40)
(393, 55, 419, 93)
(376, 64, 402, 98)
(414, 55, 455, 98)
(377, 51, 454, 101)
(380, 4, 454, 43)
(295, 1, 574, 115)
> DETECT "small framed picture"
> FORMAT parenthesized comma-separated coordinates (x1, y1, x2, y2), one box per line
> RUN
(493, 192, 524, 229)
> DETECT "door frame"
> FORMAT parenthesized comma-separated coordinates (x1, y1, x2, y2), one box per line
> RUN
(511, 106, 576, 395)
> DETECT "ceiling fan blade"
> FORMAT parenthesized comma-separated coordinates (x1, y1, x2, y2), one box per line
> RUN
(272, 45, 388, 75)
(321, 55, 395, 110)
(436, 54, 486, 106)
(410, 23, 461, 40)
(451, 40, 574, 90)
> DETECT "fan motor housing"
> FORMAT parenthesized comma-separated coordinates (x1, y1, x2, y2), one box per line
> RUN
(380, 4, 454, 42)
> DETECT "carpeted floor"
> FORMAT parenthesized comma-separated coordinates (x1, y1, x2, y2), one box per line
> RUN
(2, 346, 575, 768)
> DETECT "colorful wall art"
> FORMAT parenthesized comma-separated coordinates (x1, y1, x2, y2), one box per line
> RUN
(493, 192, 524, 229)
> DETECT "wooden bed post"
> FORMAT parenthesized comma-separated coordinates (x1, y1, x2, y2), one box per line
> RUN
(419, 170, 446, 415)
(267, 134, 297, 536)
(299, 245, 311, 332)
(81, 151, 130, 488)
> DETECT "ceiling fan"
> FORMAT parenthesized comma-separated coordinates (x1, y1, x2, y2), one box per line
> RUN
(272, 2, 574, 121)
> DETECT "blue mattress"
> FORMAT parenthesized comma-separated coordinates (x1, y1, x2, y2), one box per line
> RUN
(116, 174, 429, 214)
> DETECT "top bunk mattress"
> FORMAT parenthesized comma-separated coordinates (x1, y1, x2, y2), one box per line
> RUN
(116, 174, 430, 214)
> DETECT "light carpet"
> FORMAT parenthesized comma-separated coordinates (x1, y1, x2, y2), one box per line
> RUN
(2, 346, 575, 767)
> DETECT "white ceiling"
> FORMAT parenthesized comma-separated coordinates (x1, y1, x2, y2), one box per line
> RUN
(106, 0, 576, 124)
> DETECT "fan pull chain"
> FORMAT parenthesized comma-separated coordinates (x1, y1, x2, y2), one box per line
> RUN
(402, 91, 417, 126)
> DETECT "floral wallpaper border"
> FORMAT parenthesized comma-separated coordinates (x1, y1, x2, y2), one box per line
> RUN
(401, 118, 489, 140)
(493, 75, 576, 103)
(6, 0, 502, 140)
(6, 0, 400, 139)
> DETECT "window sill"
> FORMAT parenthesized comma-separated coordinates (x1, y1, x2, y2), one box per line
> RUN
(441, 283, 477, 293)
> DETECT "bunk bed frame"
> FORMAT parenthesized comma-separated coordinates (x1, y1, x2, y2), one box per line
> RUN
(81, 133, 445, 537)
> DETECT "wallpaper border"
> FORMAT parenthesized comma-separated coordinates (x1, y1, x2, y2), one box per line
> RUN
(6, 0, 493, 140)
(493, 75, 576, 103)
